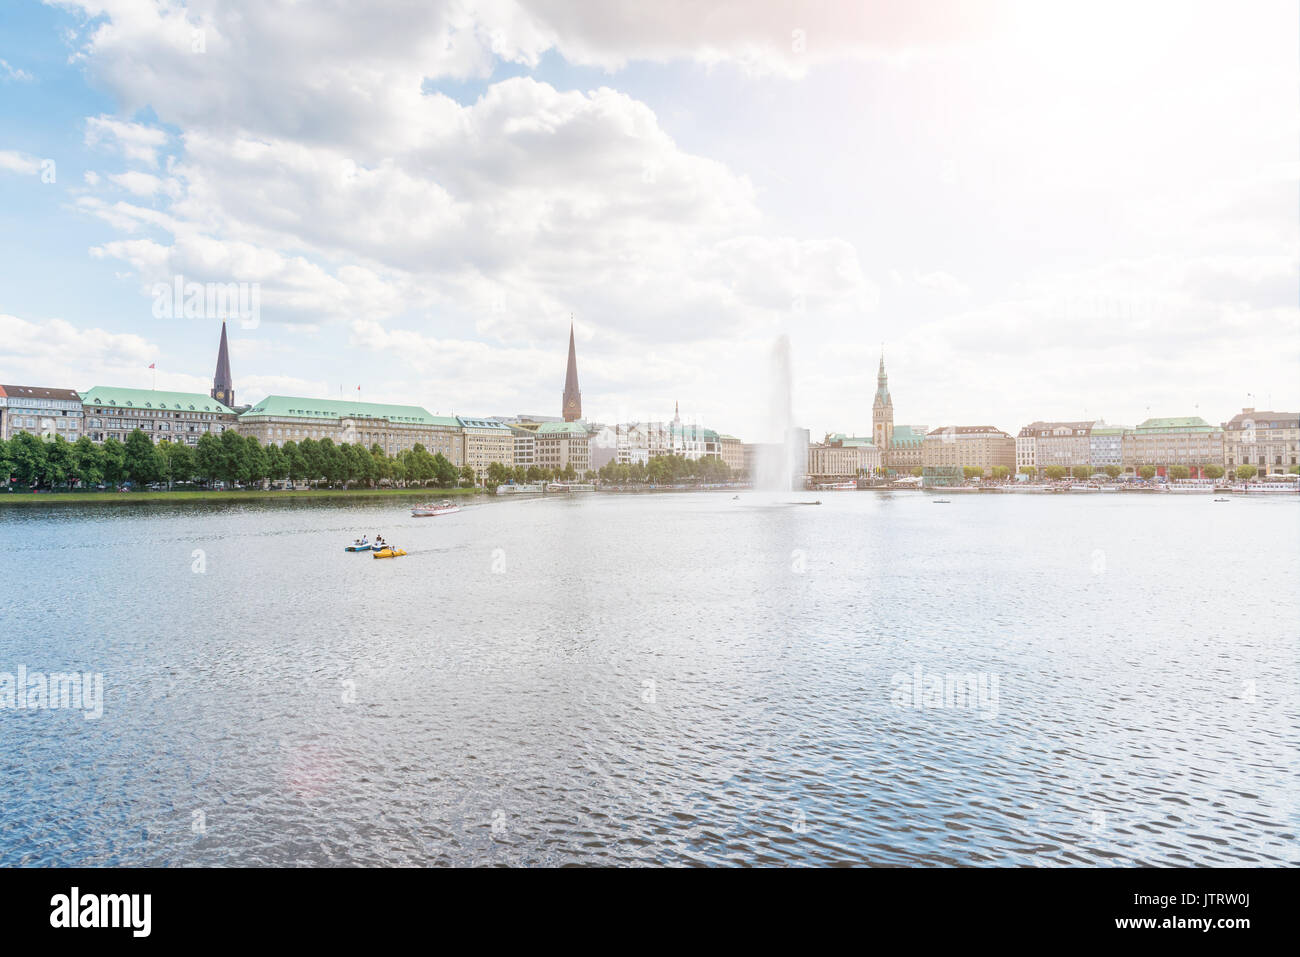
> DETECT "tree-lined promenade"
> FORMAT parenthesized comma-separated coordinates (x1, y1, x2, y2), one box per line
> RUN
(0, 429, 738, 494)
(1, 429, 492, 491)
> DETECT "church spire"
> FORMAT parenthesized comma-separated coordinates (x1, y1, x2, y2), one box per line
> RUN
(212, 320, 234, 408)
(562, 320, 582, 422)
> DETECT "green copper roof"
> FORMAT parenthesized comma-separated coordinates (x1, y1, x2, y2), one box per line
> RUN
(457, 416, 511, 431)
(1132, 416, 1220, 433)
(80, 386, 235, 414)
(536, 420, 589, 434)
(890, 425, 925, 447)
(240, 394, 457, 426)
(828, 433, 875, 447)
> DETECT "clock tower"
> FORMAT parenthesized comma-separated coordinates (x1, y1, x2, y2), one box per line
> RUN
(872, 350, 893, 451)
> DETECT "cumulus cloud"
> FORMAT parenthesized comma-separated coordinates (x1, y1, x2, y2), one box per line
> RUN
(41, 0, 1300, 437)
(0, 313, 156, 389)
(73, 67, 875, 352)
(56, 0, 997, 143)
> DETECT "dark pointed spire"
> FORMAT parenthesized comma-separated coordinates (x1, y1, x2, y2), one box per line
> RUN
(562, 320, 582, 422)
(211, 320, 234, 408)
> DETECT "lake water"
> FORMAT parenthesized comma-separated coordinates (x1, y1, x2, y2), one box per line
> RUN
(1, 491, 1296, 866)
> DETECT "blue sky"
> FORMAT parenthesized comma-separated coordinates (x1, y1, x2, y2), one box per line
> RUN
(2, 1, 1297, 441)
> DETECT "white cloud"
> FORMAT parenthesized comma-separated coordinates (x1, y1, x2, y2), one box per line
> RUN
(42, 0, 1300, 438)
(84, 115, 169, 166)
(107, 170, 163, 195)
(0, 313, 155, 390)
(0, 150, 42, 176)
(0, 59, 33, 82)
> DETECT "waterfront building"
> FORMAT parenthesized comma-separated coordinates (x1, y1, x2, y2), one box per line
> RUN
(458, 416, 514, 476)
(922, 425, 1015, 477)
(492, 414, 562, 425)
(562, 323, 582, 423)
(534, 420, 591, 474)
(0, 384, 84, 441)
(620, 407, 721, 463)
(719, 435, 744, 475)
(237, 395, 463, 463)
(807, 443, 859, 483)
(1221, 408, 1299, 475)
(1121, 417, 1223, 478)
(1016, 420, 1096, 475)
(1089, 424, 1127, 472)
(824, 433, 882, 476)
(624, 421, 666, 460)
(671, 422, 720, 460)
(883, 424, 926, 472)
(80, 386, 236, 445)
(1015, 426, 1036, 473)
(509, 424, 537, 472)
(210, 320, 236, 410)
(588, 424, 630, 471)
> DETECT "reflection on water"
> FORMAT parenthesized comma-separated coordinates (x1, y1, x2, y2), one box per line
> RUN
(0, 492, 1296, 866)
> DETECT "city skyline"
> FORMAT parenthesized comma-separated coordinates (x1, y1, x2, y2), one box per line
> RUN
(3, 317, 1292, 448)
(1, 1, 1297, 445)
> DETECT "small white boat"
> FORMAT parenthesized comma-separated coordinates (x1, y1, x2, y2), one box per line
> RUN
(412, 500, 460, 517)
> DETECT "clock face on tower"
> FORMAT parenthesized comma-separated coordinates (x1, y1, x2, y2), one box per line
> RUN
(215, 391, 225, 401)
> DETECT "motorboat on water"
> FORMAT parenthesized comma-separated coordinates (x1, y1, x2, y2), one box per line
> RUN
(344, 539, 372, 551)
(372, 546, 407, 558)
(411, 500, 460, 517)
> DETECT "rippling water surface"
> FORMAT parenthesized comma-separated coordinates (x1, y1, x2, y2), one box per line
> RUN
(1, 491, 1296, 866)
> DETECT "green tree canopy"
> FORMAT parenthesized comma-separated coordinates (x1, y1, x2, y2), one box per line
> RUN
(123, 429, 164, 484)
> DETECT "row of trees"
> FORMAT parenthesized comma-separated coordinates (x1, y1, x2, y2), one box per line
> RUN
(597, 455, 735, 486)
(0, 429, 628, 491)
(0, 430, 478, 490)
(484, 461, 594, 486)
(1, 431, 738, 491)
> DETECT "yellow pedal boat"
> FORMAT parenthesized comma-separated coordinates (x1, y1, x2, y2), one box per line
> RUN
(371, 547, 407, 559)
